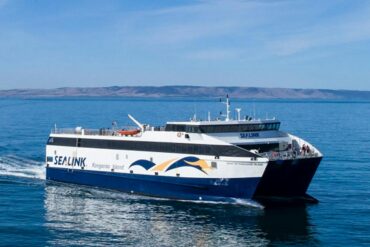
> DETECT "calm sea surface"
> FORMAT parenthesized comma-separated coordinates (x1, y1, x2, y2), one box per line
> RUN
(0, 98, 369, 246)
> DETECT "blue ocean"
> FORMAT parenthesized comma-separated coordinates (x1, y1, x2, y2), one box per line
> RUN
(0, 98, 369, 246)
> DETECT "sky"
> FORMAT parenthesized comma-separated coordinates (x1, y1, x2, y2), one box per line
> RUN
(0, 0, 370, 90)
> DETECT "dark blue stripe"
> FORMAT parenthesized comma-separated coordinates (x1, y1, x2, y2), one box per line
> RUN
(46, 167, 260, 202)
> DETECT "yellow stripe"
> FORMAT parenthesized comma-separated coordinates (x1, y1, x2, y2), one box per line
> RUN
(151, 158, 177, 171)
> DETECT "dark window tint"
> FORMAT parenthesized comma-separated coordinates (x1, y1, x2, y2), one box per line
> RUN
(166, 122, 281, 133)
(238, 143, 280, 153)
(48, 137, 76, 146)
(47, 137, 257, 158)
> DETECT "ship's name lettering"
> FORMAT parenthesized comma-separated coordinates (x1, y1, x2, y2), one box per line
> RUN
(240, 132, 259, 138)
(54, 156, 86, 167)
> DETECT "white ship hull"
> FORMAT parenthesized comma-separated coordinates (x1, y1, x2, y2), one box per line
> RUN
(46, 132, 268, 202)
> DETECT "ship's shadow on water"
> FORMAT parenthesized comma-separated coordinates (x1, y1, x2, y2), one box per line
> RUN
(44, 183, 319, 246)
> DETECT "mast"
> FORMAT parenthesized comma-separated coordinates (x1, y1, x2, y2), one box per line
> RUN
(225, 94, 230, 121)
(220, 94, 231, 121)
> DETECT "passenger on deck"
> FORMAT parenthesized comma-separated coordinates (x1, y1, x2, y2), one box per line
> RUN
(301, 144, 307, 155)
(306, 145, 311, 155)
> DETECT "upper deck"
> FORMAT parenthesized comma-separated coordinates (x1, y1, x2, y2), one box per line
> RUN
(165, 119, 280, 133)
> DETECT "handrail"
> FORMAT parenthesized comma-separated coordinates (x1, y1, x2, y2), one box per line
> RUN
(262, 149, 319, 161)
(51, 127, 138, 136)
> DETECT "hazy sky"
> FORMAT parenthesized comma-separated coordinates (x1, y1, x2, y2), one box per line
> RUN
(0, 0, 370, 90)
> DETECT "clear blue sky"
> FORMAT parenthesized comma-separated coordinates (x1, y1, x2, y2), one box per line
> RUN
(0, 0, 369, 90)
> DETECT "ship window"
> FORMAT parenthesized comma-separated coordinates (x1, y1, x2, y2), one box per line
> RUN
(49, 137, 76, 146)
(238, 143, 279, 152)
(165, 122, 280, 133)
(48, 137, 258, 158)
(165, 124, 186, 132)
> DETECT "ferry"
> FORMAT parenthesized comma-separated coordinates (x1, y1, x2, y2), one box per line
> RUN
(45, 97, 322, 203)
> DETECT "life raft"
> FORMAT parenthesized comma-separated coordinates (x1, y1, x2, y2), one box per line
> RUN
(117, 129, 141, 136)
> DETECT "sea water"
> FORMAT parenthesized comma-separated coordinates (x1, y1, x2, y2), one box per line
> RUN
(0, 98, 369, 246)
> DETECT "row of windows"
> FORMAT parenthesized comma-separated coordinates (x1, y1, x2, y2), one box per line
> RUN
(237, 143, 280, 153)
(47, 137, 257, 158)
(165, 122, 280, 133)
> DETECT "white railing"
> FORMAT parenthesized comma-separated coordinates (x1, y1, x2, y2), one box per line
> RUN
(262, 149, 319, 161)
(260, 133, 321, 160)
(51, 128, 79, 134)
(51, 128, 116, 136)
(51, 124, 167, 136)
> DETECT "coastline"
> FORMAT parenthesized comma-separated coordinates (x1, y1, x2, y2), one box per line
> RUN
(1, 86, 370, 100)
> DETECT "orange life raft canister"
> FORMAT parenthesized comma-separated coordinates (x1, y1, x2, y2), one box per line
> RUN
(117, 129, 141, 136)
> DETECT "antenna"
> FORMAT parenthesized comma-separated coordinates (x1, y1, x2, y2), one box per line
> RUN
(235, 108, 241, 121)
(193, 102, 197, 121)
(253, 102, 256, 119)
(226, 95, 230, 121)
(208, 111, 211, 122)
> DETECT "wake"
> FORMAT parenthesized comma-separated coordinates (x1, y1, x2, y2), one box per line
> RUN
(0, 155, 45, 180)
(167, 196, 264, 209)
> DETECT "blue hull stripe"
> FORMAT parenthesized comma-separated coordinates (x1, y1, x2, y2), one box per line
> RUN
(46, 167, 260, 202)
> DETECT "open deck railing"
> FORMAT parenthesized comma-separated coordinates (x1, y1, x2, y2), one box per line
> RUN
(262, 148, 319, 161)
(51, 128, 117, 136)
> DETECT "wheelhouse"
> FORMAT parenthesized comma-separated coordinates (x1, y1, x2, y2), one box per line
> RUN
(165, 121, 281, 133)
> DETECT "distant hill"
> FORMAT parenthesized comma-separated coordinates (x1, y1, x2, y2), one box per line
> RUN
(0, 86, 370, 99)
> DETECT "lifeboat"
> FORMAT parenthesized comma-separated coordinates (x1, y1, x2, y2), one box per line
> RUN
(117, 129, 141, 136)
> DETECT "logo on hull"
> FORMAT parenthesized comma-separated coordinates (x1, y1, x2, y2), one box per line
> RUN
(53, 156, 86, 168)
(129, 157, 212, 174)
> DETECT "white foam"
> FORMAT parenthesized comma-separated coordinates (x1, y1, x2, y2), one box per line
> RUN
(230, 198, 265, 209)
(166, 197, 264, 209)
(0, 155, 45, 180)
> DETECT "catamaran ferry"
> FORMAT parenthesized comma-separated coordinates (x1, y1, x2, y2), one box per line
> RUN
(45, 97, 322, 203)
